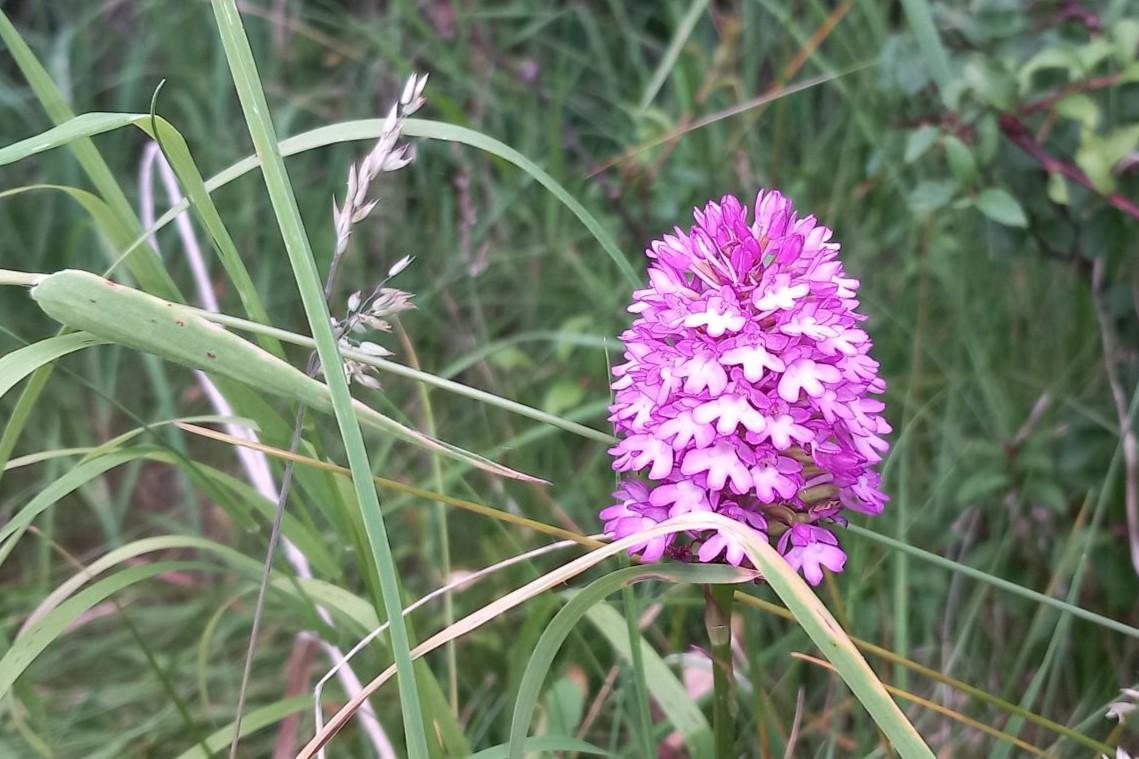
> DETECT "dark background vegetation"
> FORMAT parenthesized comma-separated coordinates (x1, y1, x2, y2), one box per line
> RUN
(1, 0, 1138, 756)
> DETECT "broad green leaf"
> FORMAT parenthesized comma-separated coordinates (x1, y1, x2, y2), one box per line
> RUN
(544, 675, 587, 737)
(1075, 124, 1139, 195)
(1056, 94, 1099, 130)
(904, 125, 939, 163)
(542, 380, 586, 416)
(1075, 38, 1116, 72)
(943, 136, 977, 186)
(1017, 45, 1080, 93)
(975, 188, 1028, 227)
(1112, 19, 1139, 65)
(1047, 173, 1070, 206)
(908, 180, 956, 214)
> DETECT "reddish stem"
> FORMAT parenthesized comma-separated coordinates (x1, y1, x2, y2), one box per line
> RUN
(999, 113, 1139, 221)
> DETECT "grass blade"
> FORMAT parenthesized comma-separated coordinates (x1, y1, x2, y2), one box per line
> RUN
(171, 696, 312, 759)
(639, 0, 709, 111)
(0, 332, 106, 400)
(897, 0, 953, 105)
(301, 513, 931, 757)
(207, 2, 429, 756)
(508, 564, 743, 758)
(0, 561, 199, 699)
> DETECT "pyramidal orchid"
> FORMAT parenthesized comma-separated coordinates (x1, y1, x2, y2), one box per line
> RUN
(603, 189, 890, 586)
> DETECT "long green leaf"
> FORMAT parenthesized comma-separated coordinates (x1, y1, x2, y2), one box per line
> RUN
(639, 0, 709, 111)
(301, 513, 931, 758)
(207, 4, 428, 758)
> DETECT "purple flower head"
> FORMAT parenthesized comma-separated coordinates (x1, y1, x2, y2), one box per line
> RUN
(603, 189, 890, 586)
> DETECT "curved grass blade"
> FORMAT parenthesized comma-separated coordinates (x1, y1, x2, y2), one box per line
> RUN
(734, 594, 1113, 755)
(639, 0, 709, 111)
(299, 513, 931, 758)
(0, 447, 158, 568)
(509, 564, 748, 758)
(469, 736, 613, 759)
(0, 560, 200, 699)
(16, 532, 378, 637)
(792, 653, 1049, 756)
(198, 309, 612, 443)
(170, 696, 312, 759)
(177, 422, 601, 548)
(0, 332, 107, 400)
(1, 112, 635, 288)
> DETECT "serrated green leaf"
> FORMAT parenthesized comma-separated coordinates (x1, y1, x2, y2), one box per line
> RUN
(1056, 94, 1099, 129)
(1113, 19, 1139, 66)
(1018, 45, 1079, 93)
(975, 188, 1028, 227)
(909, 180, 956, 214)
(905, 125, 940, 163)
(956, 470, 1011, 505)
(1047, 172, 1070, 205)
(542, 380, 586, 416)
(943, 136, 977, 186)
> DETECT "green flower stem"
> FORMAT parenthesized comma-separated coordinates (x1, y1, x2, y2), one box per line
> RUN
(705, 583, 737, 759)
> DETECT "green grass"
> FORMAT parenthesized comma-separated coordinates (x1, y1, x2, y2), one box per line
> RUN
(2, 1, 1138, 757)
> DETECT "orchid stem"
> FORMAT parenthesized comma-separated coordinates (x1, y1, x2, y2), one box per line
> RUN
(705, 582, 737, 759)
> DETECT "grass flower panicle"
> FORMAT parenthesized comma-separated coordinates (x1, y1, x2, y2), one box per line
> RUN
(322, 73, 427, 389)
(605, 189, 891, 585)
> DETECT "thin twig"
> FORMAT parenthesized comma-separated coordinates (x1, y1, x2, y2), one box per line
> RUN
(1018, 73, 1122, 115)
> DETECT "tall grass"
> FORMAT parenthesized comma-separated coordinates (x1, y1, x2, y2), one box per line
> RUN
(1, 2, 1136, 757)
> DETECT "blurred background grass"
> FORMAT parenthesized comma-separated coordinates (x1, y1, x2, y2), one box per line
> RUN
(1, 0, 1138, 756)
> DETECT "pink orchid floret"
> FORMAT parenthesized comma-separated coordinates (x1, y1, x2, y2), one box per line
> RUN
(603, 189, 890, 586)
